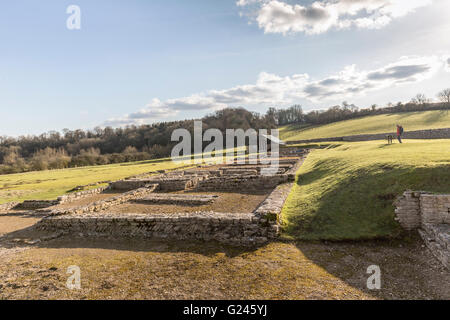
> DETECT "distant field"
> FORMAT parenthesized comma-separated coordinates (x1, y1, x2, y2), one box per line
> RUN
(282, 139, 450, 240)
(0, 158, 186, 204)
(280, 110, 450, 141)
(0, 148, 252, 204)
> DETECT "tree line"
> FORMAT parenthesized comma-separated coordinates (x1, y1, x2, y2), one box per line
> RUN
(0, 108, 275, 174)
(1, 88, 449, 175)
(268, 88, 450, 126)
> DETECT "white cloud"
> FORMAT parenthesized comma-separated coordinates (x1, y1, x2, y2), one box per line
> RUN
(237, 0, 433, 35)
(105, 55, 445, 127)
(444, 56, 450, 72)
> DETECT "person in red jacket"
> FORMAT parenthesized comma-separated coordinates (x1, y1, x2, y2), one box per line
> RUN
(396, 124, 404, 143)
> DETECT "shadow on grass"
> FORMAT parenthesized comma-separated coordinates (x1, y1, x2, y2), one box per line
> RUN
(422, 110, 448, 125)
(284, 163, 450, 241)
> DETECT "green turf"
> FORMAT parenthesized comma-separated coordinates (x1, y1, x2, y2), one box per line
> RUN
(280, 110, 450, 141)
(0, 148, 252, 204)
(281, 139, 450, 240)
(0, 158, 188, 204)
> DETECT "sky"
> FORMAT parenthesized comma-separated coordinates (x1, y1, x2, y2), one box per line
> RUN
(0, 0, 449, 136)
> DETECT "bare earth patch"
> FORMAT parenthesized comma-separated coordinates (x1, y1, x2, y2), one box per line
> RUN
(49, 192, 125, 210)
(103, 191, 270, 215)
(0, 236, 447, 300)
(0, 215, 42, 237)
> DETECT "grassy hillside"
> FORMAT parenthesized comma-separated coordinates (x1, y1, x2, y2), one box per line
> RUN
(280, 110, 450, 141)
(0, 158, 186, 204)
(281, 139, 450, 240)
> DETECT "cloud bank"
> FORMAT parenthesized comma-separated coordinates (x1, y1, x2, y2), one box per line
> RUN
(237, 0, 433, 35)
(105, 55, 445, 127)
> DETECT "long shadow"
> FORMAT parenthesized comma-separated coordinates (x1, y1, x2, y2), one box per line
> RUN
(34, 236, 259, 258)
(291, 233, 450, 299)
(288, 165, 450, 241)
(294, 158, 343, 186)
(1, 220, 260, 258)
(282, 164, 450, 298)
(422, 110, 448, 125)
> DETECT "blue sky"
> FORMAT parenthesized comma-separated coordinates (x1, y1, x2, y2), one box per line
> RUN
(0, 0, 449, 136)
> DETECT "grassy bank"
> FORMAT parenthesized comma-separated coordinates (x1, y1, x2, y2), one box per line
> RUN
(281, 140, 450, 240)
(0, 158, 185, 204)
(280, 110, 450, 141)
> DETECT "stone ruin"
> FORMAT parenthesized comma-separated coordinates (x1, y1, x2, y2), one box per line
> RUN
(1, 152, 308, 246)
(395, 191, 450, 269)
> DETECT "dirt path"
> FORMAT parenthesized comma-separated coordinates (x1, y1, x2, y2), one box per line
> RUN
(0, 207, 448, 300)
(0, 235, 447, 300)
(0, 214, 41, 237)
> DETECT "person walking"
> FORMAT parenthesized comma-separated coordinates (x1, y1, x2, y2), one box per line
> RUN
(396, 124, 404, 143)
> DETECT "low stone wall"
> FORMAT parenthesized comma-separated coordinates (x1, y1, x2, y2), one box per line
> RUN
(34, 211, 279, 246)
(136, 194, 218, 205)
(419, 224, 449, 269)
(184, 170, 221, 177)
(286, 155, 307, 176)
(109, 179, 160, 191)
(395, 192, 450, 229)
(68, 181, 111, 192)
(254, 183, 294, 222)
(394, 191, 423, 230)
(222, 169, 259, 176)
(222, 164, 292, 174)
(195, 174, 292, 192)
(287, 128, 450, 144)
(394, 191, 450, 269)
(420, 194, 450, 225)
(227, 159, 299, 166)
(110, 177, 202, 192)
(57, 186, 110, 204)
(183, 170, 219, 179)
(0, 202, 20, 212)
(16, 200, 60, 210)
(48, 186, 158, 216)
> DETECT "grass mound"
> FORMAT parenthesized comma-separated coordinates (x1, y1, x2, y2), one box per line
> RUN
(281, 140, 450, 240)
(280, 110, 450, 141)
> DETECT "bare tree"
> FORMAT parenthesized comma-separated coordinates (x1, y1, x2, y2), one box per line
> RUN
(437, 88, 450, 103)
(411, 93, 430, 105)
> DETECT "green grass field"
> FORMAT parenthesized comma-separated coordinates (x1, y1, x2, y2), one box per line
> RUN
(281, 139, 450, 240)
(0, 148, 251, 204)
(280, 110, 450, 141)
(0, 158, 187, 204)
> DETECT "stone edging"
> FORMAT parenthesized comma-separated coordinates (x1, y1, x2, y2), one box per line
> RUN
(34, 211, 279, 246)
(254, 182, 294, 223)
(57, 186, 110, 204)
(394, 191, 449, 269)
(0, 202, 20, 213)
(286, 127, 450, 144)
(47, 185, 159, 216)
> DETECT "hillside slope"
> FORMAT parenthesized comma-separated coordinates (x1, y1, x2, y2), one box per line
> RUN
(281, 140, 450, 240)
(280, 110, 450, 141)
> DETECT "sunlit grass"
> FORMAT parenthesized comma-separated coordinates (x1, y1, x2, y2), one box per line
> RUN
(0, 147, 260, 204)
(0, 158, 186, 204)
(280, 110, 450, 141)
(282, 139, 450, 240)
